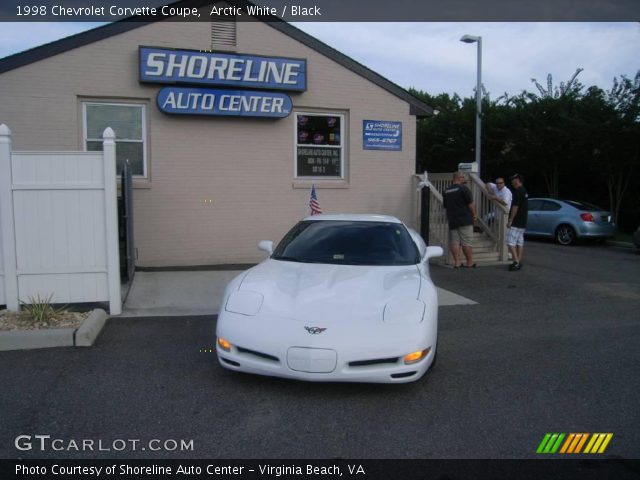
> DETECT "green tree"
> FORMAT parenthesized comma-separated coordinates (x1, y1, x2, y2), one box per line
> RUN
(594, 72, 640, 225)
(510, 69, 587, 197)
(409, 68, 640, 230)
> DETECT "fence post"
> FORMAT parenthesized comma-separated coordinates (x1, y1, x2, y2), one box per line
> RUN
(102, 127, 122, 315)
(0, 125, 19, 310)
(420, 180, 430, 246)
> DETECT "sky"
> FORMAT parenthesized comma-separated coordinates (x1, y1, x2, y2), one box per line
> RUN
(0, 22, 638, 99)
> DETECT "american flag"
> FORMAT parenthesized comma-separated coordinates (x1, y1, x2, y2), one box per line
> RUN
(309, 184, 322, 215)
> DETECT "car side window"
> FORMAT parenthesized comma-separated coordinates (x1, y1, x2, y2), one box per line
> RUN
(528, 199, 543, 211)
(542, 201, 562, 211)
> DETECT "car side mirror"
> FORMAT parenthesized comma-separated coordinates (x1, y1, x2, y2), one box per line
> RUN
(422, 245, 443, 262)
(258, 240, 273, 255)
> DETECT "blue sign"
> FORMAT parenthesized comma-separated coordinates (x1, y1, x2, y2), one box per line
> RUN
(363, 120, 402, 151)
(140, 47, 306, 92)
(157, 87, 292, 118)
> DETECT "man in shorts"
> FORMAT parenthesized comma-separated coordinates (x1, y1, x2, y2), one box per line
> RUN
(507, 173, 528, 271)
(443, 171, 478, 268)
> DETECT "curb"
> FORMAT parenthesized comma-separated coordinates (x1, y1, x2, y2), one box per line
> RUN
(0, 308, 108, 351)
(75, 309, 108, 347)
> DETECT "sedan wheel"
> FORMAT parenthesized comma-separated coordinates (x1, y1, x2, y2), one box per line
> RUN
(555, 225, 576, 245)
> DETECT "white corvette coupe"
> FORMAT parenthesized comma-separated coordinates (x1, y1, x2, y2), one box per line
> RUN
(215, 214, 443, 383)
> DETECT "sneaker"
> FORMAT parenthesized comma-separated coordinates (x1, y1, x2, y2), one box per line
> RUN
(508, 261, 520, 271)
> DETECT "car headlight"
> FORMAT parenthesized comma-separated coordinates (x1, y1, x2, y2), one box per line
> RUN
(383, 298, 426, 324)
(404, 347, 431, 364)
(225, 291, 264, 316)
(217, 337, 232, 351)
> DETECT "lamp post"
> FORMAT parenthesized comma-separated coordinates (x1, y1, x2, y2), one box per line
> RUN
(460, 34, 482, 176)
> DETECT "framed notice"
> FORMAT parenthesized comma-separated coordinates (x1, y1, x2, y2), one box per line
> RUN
(295, 112, 343, 178)
(296, 147, 341, 177)
(363, 120, 402, 151)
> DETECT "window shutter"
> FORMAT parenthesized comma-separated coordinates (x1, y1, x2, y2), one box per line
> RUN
(211, 20, 237, 50)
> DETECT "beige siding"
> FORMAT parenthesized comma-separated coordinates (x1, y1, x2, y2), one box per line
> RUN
(0, 20, 418, 267)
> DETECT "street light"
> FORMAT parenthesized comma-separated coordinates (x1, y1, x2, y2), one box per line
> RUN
(460, 34, 482, 176)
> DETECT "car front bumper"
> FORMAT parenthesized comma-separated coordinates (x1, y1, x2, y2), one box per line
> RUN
(216, 344, 435, 383)
(215, 312, 437, 384)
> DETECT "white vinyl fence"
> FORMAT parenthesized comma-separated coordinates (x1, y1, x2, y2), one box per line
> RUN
(0, 124, 121, 314)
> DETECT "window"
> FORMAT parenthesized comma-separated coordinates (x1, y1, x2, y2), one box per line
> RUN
(83, 102, 146, 177)
(542, 201, 562, 211)
(528, 199, 543, 211)
(295, 112, 344, 178)
(564, 200, 605, 211)
(272, 220, 420, 266)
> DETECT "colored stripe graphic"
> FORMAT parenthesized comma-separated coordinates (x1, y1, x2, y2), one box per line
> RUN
(584, 433, 613, 454)
(537, 433, 552, 454)
(538, 433, 613, 454)
(560, 434, 575, 454)
(537, 433, 565, 454)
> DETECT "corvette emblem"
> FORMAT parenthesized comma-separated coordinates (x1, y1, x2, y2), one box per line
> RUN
(304, 326, 327, 335)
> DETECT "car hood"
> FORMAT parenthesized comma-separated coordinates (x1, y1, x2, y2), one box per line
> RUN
(238, 259, 421, 324)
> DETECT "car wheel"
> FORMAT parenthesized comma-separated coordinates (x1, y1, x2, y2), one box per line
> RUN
(555, 224, 576, 245)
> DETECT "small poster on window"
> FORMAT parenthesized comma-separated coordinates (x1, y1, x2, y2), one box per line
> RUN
(363, 120, 402, 151)
(296, 113, 342, 177)
(296, 147, 341, 177)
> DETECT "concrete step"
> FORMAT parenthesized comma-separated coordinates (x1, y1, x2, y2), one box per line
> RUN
(473, 252, 500, 261)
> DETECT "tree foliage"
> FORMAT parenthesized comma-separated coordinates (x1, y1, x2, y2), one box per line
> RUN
(413, 69, 640, 231)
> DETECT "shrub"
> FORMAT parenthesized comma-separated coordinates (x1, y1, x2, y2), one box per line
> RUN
(19, 293, 65, 324)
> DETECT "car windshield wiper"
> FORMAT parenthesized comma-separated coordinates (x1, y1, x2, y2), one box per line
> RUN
(272, 255, 303, 263)
(273, 256, 326, 264)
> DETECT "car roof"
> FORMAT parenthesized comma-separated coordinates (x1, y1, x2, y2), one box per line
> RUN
(302, 213, 403, 223)
(529, 198, 566, 203)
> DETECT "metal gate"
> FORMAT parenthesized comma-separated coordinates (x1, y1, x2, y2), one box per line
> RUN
(119, 160, 135, 283)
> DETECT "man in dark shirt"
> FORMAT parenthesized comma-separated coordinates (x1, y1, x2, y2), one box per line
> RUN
(507, 173, 528, 271)
(443, 171, 477, 268)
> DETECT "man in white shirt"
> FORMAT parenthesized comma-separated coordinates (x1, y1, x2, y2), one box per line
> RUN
(485, 177, 512, 211)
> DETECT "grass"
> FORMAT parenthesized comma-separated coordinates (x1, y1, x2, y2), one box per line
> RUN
(19, 293, 65, 324)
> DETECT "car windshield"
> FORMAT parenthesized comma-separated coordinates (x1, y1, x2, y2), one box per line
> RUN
(271, 220, 420, 266)
(564, 200, 606, 211)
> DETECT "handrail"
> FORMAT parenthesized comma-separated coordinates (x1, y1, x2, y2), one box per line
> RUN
(414, 172, 510, 264)
(468, 172, 509, 261)
(468, 173, 509, 215)
(414, 173, 450, 265)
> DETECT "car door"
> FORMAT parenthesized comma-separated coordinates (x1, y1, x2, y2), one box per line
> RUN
(526, 199, 545, 234)
(537, 200, 563, 236)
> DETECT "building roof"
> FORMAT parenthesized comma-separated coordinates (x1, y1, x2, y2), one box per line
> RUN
(0, 0, 434, 117)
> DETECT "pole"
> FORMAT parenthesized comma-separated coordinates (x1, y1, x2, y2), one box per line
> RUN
(475, 37, 482, 176)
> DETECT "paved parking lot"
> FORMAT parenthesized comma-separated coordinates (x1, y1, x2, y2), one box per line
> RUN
(1, 241, 638, 459)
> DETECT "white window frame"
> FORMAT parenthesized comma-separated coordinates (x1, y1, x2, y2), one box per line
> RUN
(294, 111, 345, 180)
(82, 102, 147, 178)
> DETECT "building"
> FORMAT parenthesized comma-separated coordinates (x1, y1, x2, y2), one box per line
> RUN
(0, 3, 433, 268)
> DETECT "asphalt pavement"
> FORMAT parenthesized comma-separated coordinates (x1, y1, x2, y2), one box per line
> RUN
(1, 241, 638, 459)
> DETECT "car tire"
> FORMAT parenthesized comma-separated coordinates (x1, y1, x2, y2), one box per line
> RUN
(555, 224, 576, 246)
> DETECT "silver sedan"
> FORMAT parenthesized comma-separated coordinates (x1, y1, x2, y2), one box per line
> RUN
(526, 198, 616, 245)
